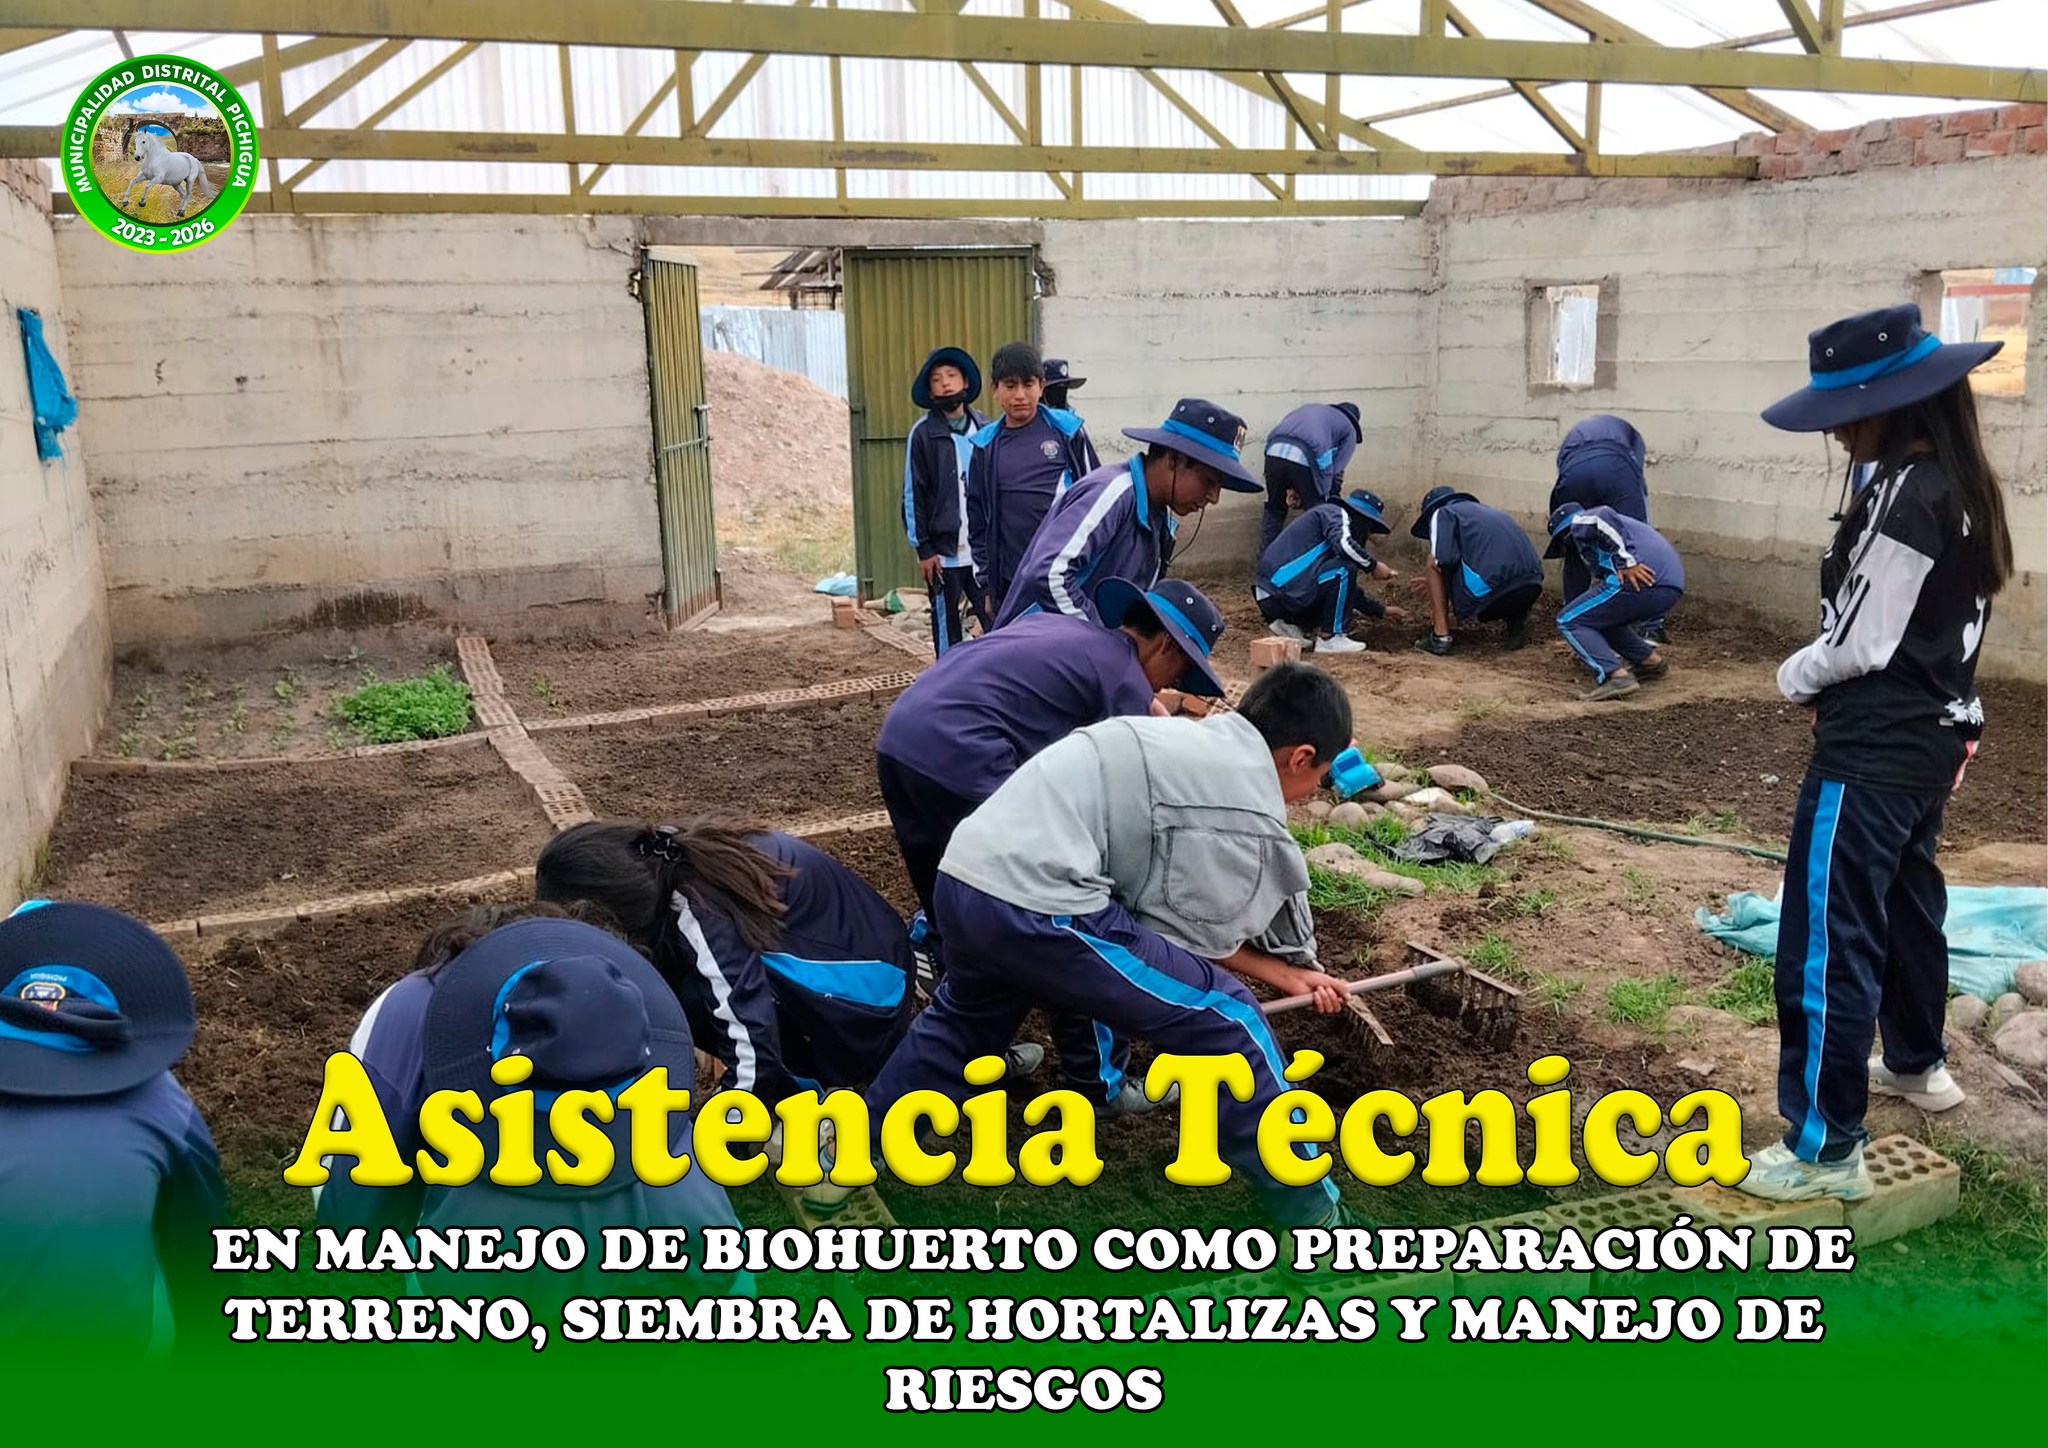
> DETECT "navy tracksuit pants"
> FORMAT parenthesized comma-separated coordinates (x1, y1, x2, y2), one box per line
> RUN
(1258, 572, 1384, 637)
(1774, 770, 1950, 1164)
(1563, 554, 1668, 637)
(928, 564, 986, 656)
(863, 876, 1341, 1229)
(1557, 581, 1681, 681)
(1259, 457, 1319, 555)
(874, 754, 1130, 1104)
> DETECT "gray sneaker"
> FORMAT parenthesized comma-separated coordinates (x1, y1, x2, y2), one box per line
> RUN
(1106, 1080, 1180, 1117)
(1733, 1141, 1873, 1202)
(1582, 672, 1641, 702)
(1005, 1042, 1046, 1078)
(1267, 620, 1308, 643)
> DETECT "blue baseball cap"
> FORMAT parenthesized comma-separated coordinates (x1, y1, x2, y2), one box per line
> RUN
(1123, 399, 1260, 491)
(1341, 488, 1391, 535)
(1096, 576, 1229, 697)
(911, 345, 981, 410)
(424, 918, 697, 1195)
(0, 899, 196, 1098)
(1043, 357, 1086, 390)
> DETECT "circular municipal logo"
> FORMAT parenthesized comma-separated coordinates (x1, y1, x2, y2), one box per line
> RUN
(62, 55, 258, 253)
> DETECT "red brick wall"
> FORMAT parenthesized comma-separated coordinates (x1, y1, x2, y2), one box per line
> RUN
(1427, 103, 2046, 217)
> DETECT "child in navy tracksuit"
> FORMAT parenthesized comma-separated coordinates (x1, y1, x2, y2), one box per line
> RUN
(535, 818, 915, 1116)
(1042, 358, 1101, 470)
(875, 578, 1229, 1112)
(1738, 303, 2013, 1205)
(1410, 485, 1545, 655)
(0, 901, 224, 1354)
(1551, 415, 1665, 638)
(1544, 504, 1682, 701)
(1260, 401, 1362, 554)
(965, 342, 1094, 619)
(316, 912, 749, 1308)
(903, 345, 990, 654)
(1254, 488, 1404, 654)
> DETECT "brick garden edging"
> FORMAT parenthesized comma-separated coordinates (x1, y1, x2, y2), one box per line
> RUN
(524, 670, 919, 734)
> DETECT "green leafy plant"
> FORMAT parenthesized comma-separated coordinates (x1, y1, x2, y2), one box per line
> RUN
(274, 667, 303, 702)
(1605, 973, 1686, 1028)
(336, 666, 474, 744)
(1461, 931, 1525, 982)
(1707, 957, 1776, 1025)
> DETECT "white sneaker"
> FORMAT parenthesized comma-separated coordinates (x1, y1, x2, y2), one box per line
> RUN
(1732, 1141, 1873, 1202)
(1869, 1057, 1967, 1112)
(1106, 1080, 1180, 1118)
(1267, 620, 1308, 643)
(1315, 634, 1366, 655)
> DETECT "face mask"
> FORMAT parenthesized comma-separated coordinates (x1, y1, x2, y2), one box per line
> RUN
(929, 391, 966, 412)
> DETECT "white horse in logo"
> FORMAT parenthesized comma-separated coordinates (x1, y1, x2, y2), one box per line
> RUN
(118, 130, 210, 217)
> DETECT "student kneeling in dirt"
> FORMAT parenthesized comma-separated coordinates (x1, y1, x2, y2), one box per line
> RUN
(1544, 504, 1683, 702)
(875, 577, 1231, 1113)
(536, 818, 915, 1157)
(1254, 488, 1407, 655)
(0, 901, 225, 1355)
(1410, 485, 1545, 656)
(318, 911, 748, 1307)
(807, 663, 1363, 1244)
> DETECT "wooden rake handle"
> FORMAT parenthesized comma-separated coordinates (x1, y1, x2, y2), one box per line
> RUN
(1260, 956, 1470, 1018)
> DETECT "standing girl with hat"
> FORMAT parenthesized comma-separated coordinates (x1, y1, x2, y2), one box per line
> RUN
(535, 817, 916, 1146)
(1739, 304, 2013, 1203)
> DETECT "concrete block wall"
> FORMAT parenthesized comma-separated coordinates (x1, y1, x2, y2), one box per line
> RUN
(0, 159, 109, 909)
(55, 213, 665, 644)
(1039, 217, 1434, 569)
(1424, 109, 2045, 681)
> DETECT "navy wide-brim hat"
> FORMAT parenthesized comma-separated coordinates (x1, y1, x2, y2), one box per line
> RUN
(1409, 484, 1476, 539)
(1096, 576, 1228, 697)
(424, 918, 696, 1197)
(1762, 303, 2001, 433)
(1123, 398, 1260, 491)
(0, 900, 197, 1098)
(1044, 357, 1087, 390)
(911, 345, 982, 411)
(1341, 487, 1391, 535)
(1543, 502, 1580, 559)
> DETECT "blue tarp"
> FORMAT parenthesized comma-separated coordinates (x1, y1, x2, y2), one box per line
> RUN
(16, 307, 77, 459)
(1696, 886, 2048, 1002)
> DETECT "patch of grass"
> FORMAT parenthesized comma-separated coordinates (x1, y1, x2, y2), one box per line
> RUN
(1458, 698, 1506, 723)
(1305, 864, 1394, 917)
(1706, 956, 1776, 1026)
(336, 666, 474, 744)
(1684, 808, 1749, 837)
(1531, 973, 1582, 1015)
(1387, 859, 1498, 895)
(1534, 833, 1577, 862)
(273, 667, 303, 702)
(1622, 866, 1658, 910)
(1461, 931, 1525, 983)
(1924, 1130, 2048, 1268)
(1604, 973, 1686, 1028)
(1506, 887, 1557, 918)
(1364, 813, 1409, 848)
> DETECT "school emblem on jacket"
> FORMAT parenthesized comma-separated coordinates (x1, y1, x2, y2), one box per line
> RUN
(18, 980, 66, 1010)
(1040, 440, 1062, 460)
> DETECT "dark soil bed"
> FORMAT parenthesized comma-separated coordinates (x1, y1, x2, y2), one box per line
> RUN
(491, 624, 906, 717)
(42, 748, 554, 922)
(1435, 679, 2046, 849)
(546, 698, 888, 826)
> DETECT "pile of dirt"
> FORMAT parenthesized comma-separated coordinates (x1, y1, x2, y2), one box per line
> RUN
(705, 350, 851, 520)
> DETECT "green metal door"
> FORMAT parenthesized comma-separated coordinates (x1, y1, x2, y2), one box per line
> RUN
(843, 247, 1035, 600)
(641, 253, 719, 624)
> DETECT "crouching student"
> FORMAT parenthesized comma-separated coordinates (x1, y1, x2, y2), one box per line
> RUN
(875, 577, 1230, 1112)
(1254, 488, 1406, 655)
(994, 398, 1260, 627)
(0, 901, 225, 1354)
(808, 664, 1367, 1245)
(535, 818, 914, 1136)
(1545, 503, 1683, 701)
(316, 915, 749, 1311)
(1410, 485, 1544, 655)
(1551, 415, 1665, 640)
(904, 345, 990, 653)
(1260, 400, 1363, 553)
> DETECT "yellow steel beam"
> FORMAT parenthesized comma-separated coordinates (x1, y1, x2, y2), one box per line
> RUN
(0, 124, 1761, 177)
(0, 29, 64, 57)
(577, 66, 681, 195)
(1443, 1, 1583, 152)
(1777, 0, 1826, 55)
(1822, 0, 1846, 53)
(150, 190, 1428, 219)
(219, 37, 361, 89)
(959, 59, 1074, 198)
(14, 2, 2035, 101)
(278, 40, 480, 192)
(1137, 69, 1285, 198)
(1716, 0, 1989, 50)
(1208, 0, 1332, 149)
(1261, 0, 1375, 28)
(285, 37, 409, 127)
(1518, 0, 1806, 131)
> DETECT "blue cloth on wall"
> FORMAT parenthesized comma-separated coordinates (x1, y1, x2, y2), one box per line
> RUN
(1696, 885, 2048, 1002)
(16, 307, 77, 459)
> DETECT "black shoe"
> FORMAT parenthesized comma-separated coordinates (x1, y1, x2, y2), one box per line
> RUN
(1502, 615, 1530, 651)
(1636, 655, 1669, 681)
(1642, 623, 1669, 645)
(1415, 633, 1454, 657)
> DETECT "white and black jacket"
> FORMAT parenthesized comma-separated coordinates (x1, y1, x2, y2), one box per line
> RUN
(1777, 457, 1990, 794)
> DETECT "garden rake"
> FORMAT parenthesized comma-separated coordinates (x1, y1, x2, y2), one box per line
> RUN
(1263, 939, 1524, 1052)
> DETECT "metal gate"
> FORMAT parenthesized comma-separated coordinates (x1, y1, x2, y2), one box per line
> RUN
(843, 247, 1036, 599)
(641, 253, 719, 624)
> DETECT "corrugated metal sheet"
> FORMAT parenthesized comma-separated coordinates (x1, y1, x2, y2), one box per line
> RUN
(843, 247, 1034, 598)
(702, 305, 848, 397)
(642, 256, 720, 623)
